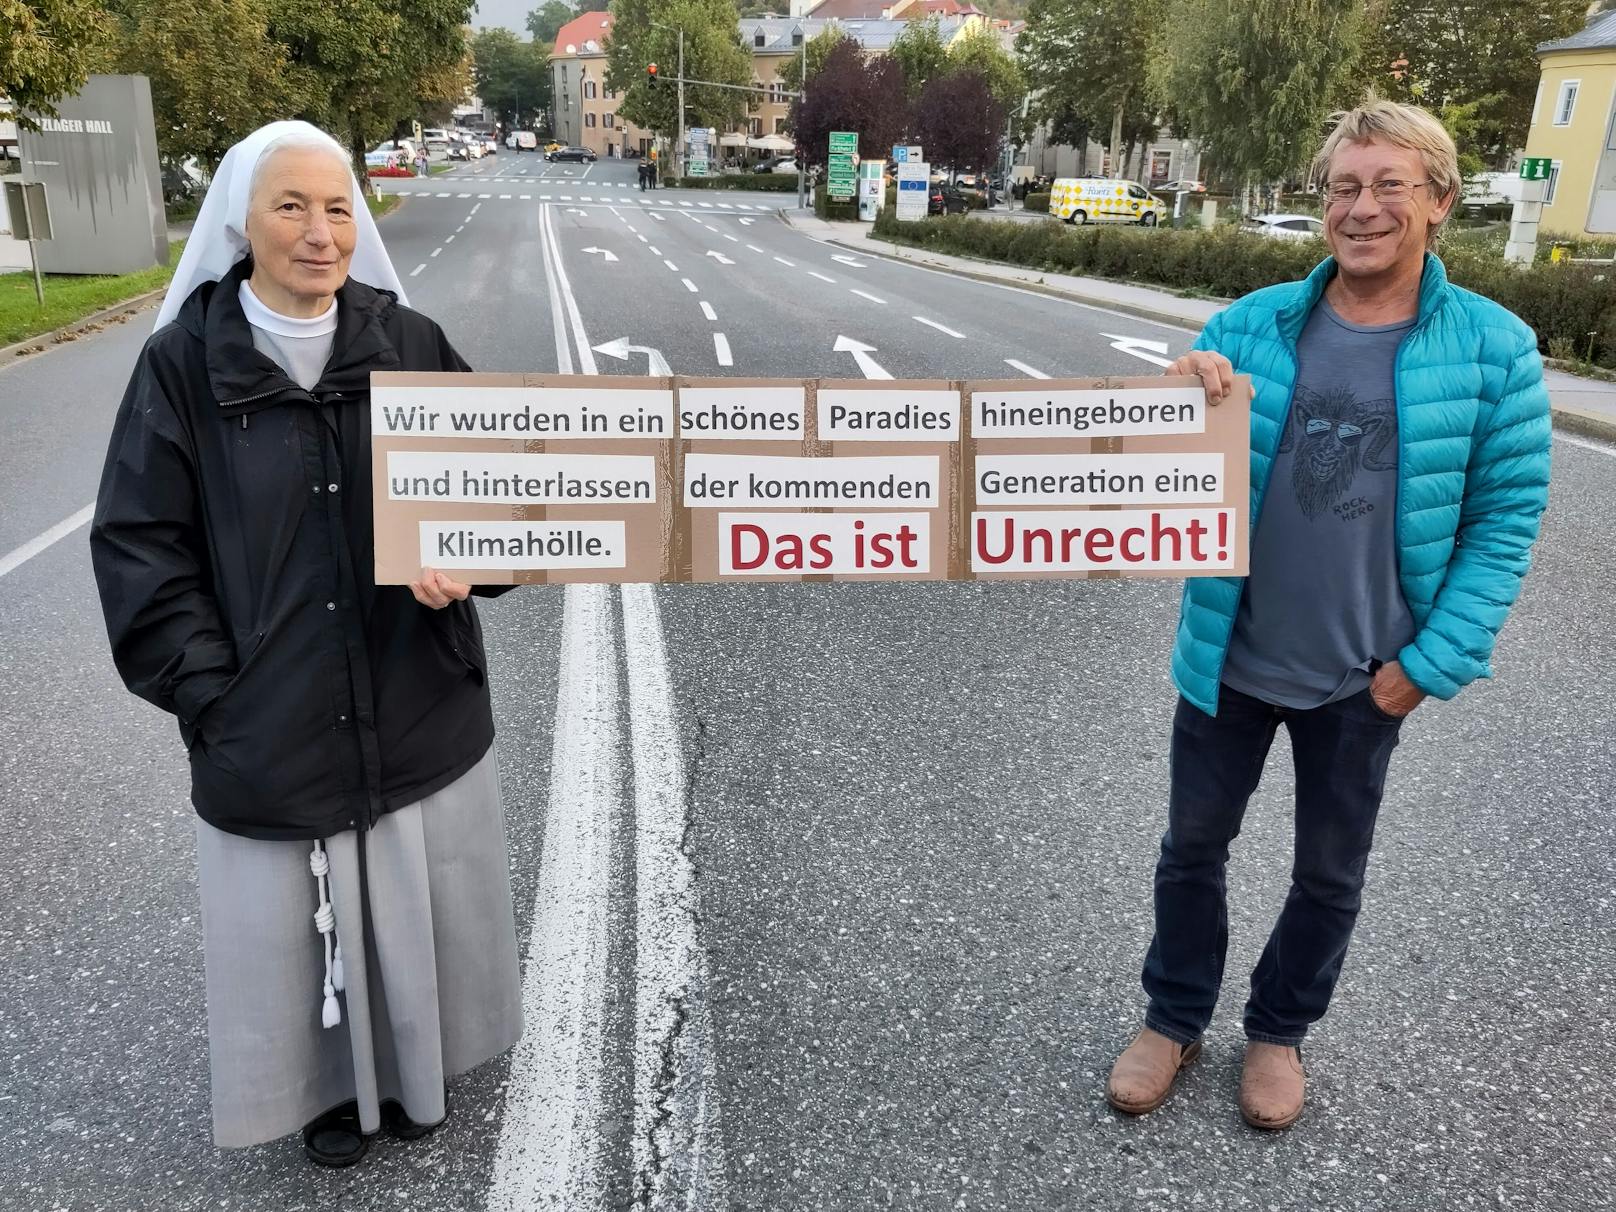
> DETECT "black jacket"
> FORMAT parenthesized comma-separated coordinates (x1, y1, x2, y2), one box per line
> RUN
(91, 261, 509, 840)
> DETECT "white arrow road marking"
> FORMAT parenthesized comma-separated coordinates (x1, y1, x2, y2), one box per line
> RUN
(1005, 359, 1051, 379)
(849, 289, 886, 305)
(1100, 332, 1174, 367)
(580, 247, 620, 262)
(831, 255, 866, 268)
(833, 335, 893, 380)
(567, 208, 588, 217)
(704, 250, 735, 265)
(700, 301, 717, 321)
(914, 316, 965, 339)
(487, 584, 616, 1210)
(592, 337, 673, 376)
(713, 333, 733, 367)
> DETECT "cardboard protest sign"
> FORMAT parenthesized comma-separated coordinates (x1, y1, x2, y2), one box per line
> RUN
(370, 373, 1250, 585)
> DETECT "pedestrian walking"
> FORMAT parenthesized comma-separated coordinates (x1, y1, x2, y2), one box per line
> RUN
(90, 120, 523, 1168)
(638, 160, 648, 191)
(647, 154, 657, 189)
(1106, 100, 1551, 1131)
(415, 146, 428, 178)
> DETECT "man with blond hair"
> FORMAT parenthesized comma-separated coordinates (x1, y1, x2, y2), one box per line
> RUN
(1105, 101, 1551, 1129)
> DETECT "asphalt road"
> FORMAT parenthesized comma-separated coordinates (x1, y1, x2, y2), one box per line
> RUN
(0, 151, 1612, 1212)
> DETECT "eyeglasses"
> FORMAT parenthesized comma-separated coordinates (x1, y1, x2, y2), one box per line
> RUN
(1307, 418, 1365, 444)
(1323, 180, 1430, 206)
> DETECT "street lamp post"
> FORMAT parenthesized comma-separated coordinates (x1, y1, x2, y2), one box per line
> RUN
(651, 22, 686, 181)
(796, 30, 807, 210)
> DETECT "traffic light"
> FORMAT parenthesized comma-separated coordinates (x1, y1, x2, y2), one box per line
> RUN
(647, 63, 658, 88)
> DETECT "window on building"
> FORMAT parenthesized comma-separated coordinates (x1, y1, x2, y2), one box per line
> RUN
(792, 30, 803, 45)
(774, 117, 788, 135)
(749, 118, 762, 137)
(586, 112, 596, 128)
(755, 32, 766, 47)
(1546, 160, 1562, 205)
(584, 79, 598, 100)
(1554, 80, 1578, 126)
(1150, 150, 1172, 181)
(604, 112, 614, 127)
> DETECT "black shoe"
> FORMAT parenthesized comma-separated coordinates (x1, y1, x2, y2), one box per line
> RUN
(302, 1100, 371, 1167)
(380, 1088, 449, 1141)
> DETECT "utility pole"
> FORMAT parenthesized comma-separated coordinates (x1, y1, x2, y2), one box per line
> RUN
(796, 29, 807, 210)
(677, 29, 686, 182)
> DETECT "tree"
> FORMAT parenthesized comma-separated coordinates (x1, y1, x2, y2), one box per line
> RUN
(110, 0, 297, 171)
(605, 0, 752, 142)
(913, 68, 1005, 174)
(525, 0, 575, 47)
(1019, 0, 1163, 179)
(472, 27, 550, 129)
(889, 19, 952, 99)
(0, 0, 111, 127)
(787, 39, 908, 168)
(1150, 0, 1365, 202)
(1359, 0, 1589, 164)
(264, 0, 474, 175)
(775, 24, 850, 98)
(947, 25, 1026, 111)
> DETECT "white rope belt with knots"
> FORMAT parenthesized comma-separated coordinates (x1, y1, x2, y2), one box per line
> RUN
(309, 840, 347, 1028)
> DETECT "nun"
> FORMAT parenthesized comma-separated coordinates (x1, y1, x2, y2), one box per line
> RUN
(90, 121, 523, 1167)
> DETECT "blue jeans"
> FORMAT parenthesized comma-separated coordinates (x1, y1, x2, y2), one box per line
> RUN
(1141, 683, 1404, 1047)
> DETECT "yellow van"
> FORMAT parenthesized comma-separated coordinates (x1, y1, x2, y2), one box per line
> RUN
(1050, 178, 1167, 226)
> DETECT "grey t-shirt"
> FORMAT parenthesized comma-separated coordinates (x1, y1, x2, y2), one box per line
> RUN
(1220, 298, 1417, 709)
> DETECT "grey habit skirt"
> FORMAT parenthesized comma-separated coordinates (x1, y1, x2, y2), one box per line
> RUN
(194, 747, 523, 1148)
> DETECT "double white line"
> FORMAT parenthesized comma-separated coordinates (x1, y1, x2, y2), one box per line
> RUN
(489, 206, 724, 1210)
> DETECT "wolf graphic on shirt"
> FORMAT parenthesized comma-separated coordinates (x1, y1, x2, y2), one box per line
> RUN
(1278, 385, 1398, 520)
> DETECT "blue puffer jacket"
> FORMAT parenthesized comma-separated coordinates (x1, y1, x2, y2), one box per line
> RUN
(1172, 253, 1552, 715)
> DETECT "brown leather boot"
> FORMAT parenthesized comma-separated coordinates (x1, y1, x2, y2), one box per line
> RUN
(1105, 1027, 1203, 1115)
(1239, 1042, 1305, 1130)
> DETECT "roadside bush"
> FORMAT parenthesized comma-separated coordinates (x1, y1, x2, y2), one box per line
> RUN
(815, 183, 858, 222)
(673, 173, 799, 192)
(868, 211, 1616, 366)
(1024, 191, 1049, 213)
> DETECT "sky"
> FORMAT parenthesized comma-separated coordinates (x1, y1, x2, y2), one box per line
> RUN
(472, 0, 541, 34)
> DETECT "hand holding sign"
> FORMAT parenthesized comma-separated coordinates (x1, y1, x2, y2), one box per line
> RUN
(1164, 350, 1249, 407)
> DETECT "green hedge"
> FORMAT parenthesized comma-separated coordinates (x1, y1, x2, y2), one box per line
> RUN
(815, 182, 858, 221)
(868, 211, 1616, 367)
(672, 172, 799, 191)
(1024, 191, 1049, 213)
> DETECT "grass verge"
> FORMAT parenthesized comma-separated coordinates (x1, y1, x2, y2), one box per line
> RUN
(0, 239, 186, 348)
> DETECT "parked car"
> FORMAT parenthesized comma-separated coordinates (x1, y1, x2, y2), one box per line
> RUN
(754, 156, 798, 174)
(448, 139, 485, 160)
(1155, 178, 1206, 193)
(546, 145, 598, 163)
(928, 182, 970, 215)
(364, 139, 416, 169)
(1244, 213, 1325, 240)
(421, 128, 449, 148)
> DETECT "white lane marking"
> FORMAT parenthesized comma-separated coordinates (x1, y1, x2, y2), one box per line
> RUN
(659, 200, 673, 207)
(663, 259, 679, 272)
(471, 202, 482, 213)
(520, 194, 531, 200)
(500, 194, 512, 199)
(619, 197, 633, 204)
(431, 247, 442, 257)
(1100, 332, 1174, 367)
(539, 205, 574, 374)
(773, 256, 795, 267)
(0, 503, 94, 580)
(457, 192, 471, 198)
(698, 202, 713, 209)
(700, 301, 717, 321)
(541, 203, 599, 373)
(712, 333, 733, 366)
(457, 224, 465, 232)
(436, 191, 451, 197)
(833, 335, 892, 380)
(620, 584, 730, 1210)
(487, 584, 616, 1210)
(681, 278, 698, 293)
(410, 263, 426, 277)
(1556, 431, 1616, 456)
(637, 234, 648, 243)
(648, 246, 662, 256)
(478, 193, 491, 199)
(1005, 359, 1051, 379)
(723, 234, 739, 243)
(831, 255, 866, 268)
(560, 195, 573, 201)
(746, 245, 763, 253)
(444, 235, 455, 244)
(540, 194, 552, 200)
(849, 289, 886, 305)
(679, 201, 692, 208)
(913, 315, 965, 338)
(807, 271, 836, 284)
(651, 213, 666, 221)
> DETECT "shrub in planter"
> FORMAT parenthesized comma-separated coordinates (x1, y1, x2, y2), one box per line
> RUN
(673, 172, 799, 191)
(367, 165, 414, 178)
(815, 182, 858, 222)
(1024, 191, 1050, 213)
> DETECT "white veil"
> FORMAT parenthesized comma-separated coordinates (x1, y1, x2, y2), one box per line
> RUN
(153, 120, 408, 331)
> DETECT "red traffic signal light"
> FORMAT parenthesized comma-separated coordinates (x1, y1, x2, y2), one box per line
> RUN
(647, 63, 658, 87)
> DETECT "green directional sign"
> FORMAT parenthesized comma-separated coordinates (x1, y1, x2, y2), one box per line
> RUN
(1519, 157, 1553, 181)
(829, 131, 858, 155)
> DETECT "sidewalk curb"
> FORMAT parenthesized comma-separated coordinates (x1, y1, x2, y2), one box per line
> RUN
(0, 287, 168, 372)
(784, 216, 1616, 445)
